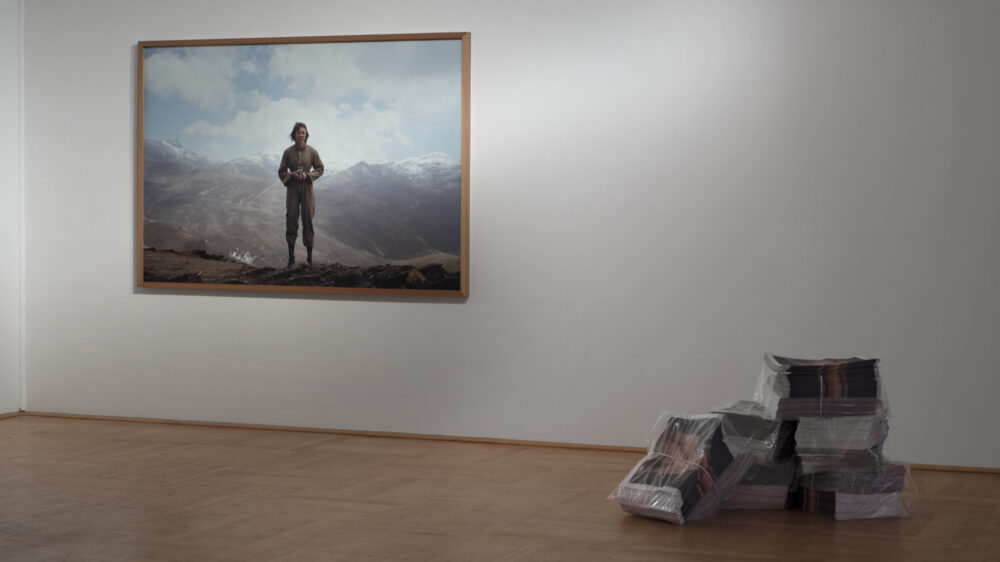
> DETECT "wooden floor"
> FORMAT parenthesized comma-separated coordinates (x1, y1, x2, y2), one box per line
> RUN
(1, 416, 998, 561)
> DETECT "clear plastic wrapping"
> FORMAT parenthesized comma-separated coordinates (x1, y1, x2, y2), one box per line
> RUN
(753, 354, 889, 420)
(795, 414, 889, 474)
(722, 459, 798, 510)
(712, 400, 797, 462)
(711, 401, 799, 510)
(613, 354, 914, 523)
(791, 463, 916, 520)
(610, 411, 782, 524)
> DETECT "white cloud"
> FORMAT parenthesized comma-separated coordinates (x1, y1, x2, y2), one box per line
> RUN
(182, 95, 415, 169)
(183, 96, 309, 140)
(269, 44, 359, 99)
(154, 41, 462, 164)
(144, 47, 244, 110)
(268, 42, 461, 117)
(239, 59, 259, 75)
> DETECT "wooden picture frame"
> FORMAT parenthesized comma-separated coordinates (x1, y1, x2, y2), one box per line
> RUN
(137, 33, 470, 297)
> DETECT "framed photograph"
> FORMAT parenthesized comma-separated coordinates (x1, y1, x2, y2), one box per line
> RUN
(137, 33, 470, 297)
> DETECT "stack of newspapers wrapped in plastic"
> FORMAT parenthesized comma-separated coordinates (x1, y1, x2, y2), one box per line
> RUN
(711, 401, 798, 510)
(791, 462, 911, 520)
(609, 407, 791, 524)
(753, 354, 885, 420)
(795, 414, 888, 474)
(612, 354, 915, 523)
(757, 354, 913, 520)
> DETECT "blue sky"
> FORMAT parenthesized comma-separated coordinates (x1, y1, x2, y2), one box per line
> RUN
(143, 39, 462, 170)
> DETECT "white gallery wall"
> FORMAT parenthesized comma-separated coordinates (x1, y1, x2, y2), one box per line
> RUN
(1, 0, 22, 414)
(21, 0, 1000, 468)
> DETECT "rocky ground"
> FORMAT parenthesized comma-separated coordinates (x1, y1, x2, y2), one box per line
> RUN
(142, 248, 460, 291)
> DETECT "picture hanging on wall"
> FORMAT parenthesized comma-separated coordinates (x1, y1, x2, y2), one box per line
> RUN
(137, 33, 470, 297)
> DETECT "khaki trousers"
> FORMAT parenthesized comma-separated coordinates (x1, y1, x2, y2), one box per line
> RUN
(285, 182, 315, 248)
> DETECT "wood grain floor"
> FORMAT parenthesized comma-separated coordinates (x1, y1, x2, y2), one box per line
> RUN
(2, 415, 998, 561)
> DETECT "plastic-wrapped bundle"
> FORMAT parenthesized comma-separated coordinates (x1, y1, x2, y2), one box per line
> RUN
(753, 354, 887, 420)
(611, 413, 762, 524)
(795, 415, 889, 474)
(712, 400, 797, 462)
(791, 463, 914, 520)
(710, 401, 800, 510)
(723, 459, 798, 510)
(611, 453, 705, 524)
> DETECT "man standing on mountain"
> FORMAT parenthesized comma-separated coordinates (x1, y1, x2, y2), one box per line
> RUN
(278, 122, 324, 268)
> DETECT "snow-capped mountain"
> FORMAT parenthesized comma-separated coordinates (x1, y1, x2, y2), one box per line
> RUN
(220, 152, 282, 178)
(142, 139, 462, 268)
(388, 152, 459, 184)
(143, 139, 209, 166)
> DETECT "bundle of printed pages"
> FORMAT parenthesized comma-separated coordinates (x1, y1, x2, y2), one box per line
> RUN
(610, 354, 915, 524)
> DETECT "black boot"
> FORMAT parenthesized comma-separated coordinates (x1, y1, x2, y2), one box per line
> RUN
(306, 246, 313, 266)
(287, 241, 295, 269)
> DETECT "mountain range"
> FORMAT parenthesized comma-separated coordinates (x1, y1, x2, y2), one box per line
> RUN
(142, 139, 462, 271)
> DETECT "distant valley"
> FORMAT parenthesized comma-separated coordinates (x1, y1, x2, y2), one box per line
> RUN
(142, 139, 462, 270)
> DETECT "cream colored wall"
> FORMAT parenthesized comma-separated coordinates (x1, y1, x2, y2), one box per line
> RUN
(0, 0, 22, 414)
(21, 0, 1000, 467)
